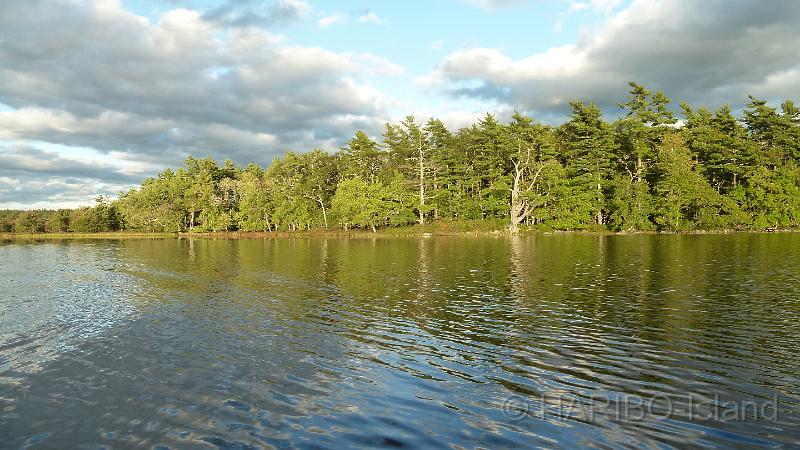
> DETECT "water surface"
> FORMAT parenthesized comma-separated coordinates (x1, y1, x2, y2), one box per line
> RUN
(1, 235, 799, 448)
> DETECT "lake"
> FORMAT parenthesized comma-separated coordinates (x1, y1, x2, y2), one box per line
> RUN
(1, 234, 799, 449)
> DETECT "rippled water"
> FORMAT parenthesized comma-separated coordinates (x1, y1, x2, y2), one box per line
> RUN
(1, 235, 800, 449)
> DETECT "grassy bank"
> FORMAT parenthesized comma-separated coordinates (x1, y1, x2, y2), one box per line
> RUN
(3, 224, 797, 240)
(1, 232, 177, 239)
(178, 219, 513, 238)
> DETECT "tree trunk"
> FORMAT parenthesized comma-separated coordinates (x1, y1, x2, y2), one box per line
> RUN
(596, 176, 603, 225)
(418, 140, 425, 225)
(509, 161, 525, 234)
(318, 197, 328, 228)
(636, 155, 643, 183)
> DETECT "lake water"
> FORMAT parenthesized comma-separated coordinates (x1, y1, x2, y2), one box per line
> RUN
(1, 235, 800, 449)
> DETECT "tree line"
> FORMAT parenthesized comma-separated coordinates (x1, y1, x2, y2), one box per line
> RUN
(0, 201, 120, 233)
(4, 82, 800, 234)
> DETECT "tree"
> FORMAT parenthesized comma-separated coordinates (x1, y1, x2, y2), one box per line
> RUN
(16, 82, 799, 235)
(14, 211, 45, 233)
(118, 168, 186, 232)
(295, 150, 338, 228)
(743, 163, 800, 228)
(236, 165, 273, 232)
(331, 177, 383, 232)
(652, 133, 742, 230)
(617, 81, 676, 182)
(743, 97, 800, 169)
(340, 131, 384, 182)
(507, 112, 560, 233)
(45, 209, 71, 233)
(384, 116, 430, 224)
(423, 118, 453, 220)
(559, 101, 618, 227)
(459, 114, 514, 219)
(613, 82, 676, 229)
(606, 173, 654, 231)
(683, 103, 754, 192)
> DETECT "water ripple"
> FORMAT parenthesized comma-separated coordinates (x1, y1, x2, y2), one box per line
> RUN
(1, 235, 800, 448)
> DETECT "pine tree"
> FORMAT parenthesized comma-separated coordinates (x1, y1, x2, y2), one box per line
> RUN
(340, 131, 384, 182)
(507, 112, 560, 233)
(559, 101, 618, 227)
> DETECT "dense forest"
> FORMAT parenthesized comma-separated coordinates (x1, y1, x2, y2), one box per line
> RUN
(3, 82, 800, 234)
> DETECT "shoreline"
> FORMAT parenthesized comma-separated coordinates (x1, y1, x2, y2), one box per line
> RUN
(2, 228, 797, 240)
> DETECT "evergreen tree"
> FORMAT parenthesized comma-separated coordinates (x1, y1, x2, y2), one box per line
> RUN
(423, 118, 453, 220)
(612, 82, 675, 230)
(340, 131, 384, 182)
(683, 103, 754, 192)
(559, 101, 618, 227)
(507, 112, 561, 233)
(652, 133, 743, 230)
(12, 82, 797, 236)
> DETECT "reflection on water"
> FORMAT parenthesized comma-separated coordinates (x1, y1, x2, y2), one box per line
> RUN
(0, 242, 140, 380)
(1, 235, 800, 449)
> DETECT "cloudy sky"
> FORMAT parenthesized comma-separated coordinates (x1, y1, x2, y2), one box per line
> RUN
(1, 0, 799, 209)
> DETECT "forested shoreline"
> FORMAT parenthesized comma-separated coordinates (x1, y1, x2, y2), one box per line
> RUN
(3, 83, 800, 235)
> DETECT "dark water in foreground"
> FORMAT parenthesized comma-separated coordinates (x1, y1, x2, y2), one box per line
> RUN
(1, 235, 800, 449)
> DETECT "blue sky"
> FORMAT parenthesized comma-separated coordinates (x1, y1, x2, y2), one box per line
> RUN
(1, 0, 799, 208)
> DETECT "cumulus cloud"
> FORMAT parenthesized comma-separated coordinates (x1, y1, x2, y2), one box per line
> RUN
(0, 145, 143, 208)
(0, 1, 398, 163)
(426, 0, 800, 118)
(0, 0, 403, 207)
(3, 0, 799, 209)
(203, 0, 312, 28)
(0, 145, 140, 184)
(0, 175, 133, 210)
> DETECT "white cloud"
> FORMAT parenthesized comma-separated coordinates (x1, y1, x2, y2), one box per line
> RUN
(318, 12, 346, 27)
(203, 0, 312, 27)
(426, 0, 800, 116)
(0, 144, 143, 208)
(358, 11, 384, 25)
(0, 1, 398, 155)
(0, 0, 404, 206)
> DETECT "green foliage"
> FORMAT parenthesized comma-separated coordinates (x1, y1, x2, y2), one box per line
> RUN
(331, 175, 416, 231)
(743, 163, 800, 228)
(2, 201, 119, 234)
(46, 209, 71, 233)
(559, 101, 619, 227)
(68, 198, 121, 232)
(340, 131, 384, 182)
(682, 103, 755, 192)
(651, 133, 745, 230)
(331, 177, 383, 231)
(6, 82, 799, 234)
(14, 211, 46, 233)
(606, 175, 654, 231)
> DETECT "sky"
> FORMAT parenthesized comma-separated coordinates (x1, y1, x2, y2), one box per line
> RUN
(1, 0, 799, 209)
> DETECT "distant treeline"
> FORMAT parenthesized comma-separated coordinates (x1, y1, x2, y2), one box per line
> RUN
(4, 82, 800, 234)
(1, 203, 119, 233)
